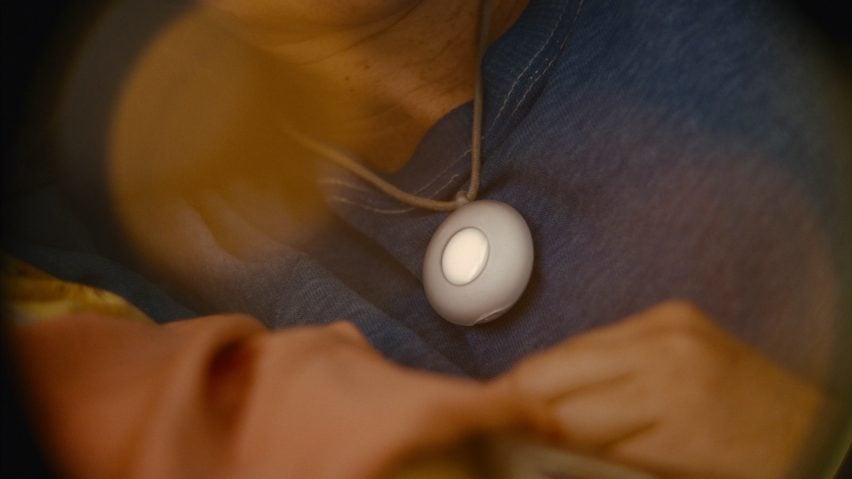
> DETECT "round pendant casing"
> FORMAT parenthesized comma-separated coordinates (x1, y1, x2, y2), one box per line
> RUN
(423, 200, 533, 326)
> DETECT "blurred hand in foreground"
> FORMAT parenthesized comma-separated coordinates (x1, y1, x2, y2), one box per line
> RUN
(11, 282, 828, 478)
(13, 313, 547, 479)
(501, 300, 825, 478)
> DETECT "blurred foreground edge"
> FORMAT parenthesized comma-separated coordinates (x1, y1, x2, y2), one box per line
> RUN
(385, 433, 656, 479)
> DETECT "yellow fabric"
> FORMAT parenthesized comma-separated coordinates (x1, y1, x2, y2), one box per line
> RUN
(2, 256, 151, 323)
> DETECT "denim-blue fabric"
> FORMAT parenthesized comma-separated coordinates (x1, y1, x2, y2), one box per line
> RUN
(167, 0, 849, 381)
(5, 0, 850, 383)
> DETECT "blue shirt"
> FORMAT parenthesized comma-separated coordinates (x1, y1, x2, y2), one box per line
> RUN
(5, 0, 850, 384)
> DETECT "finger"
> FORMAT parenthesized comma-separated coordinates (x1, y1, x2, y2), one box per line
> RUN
(117, 193, 244, 289)
(549, 375, 656, 449)
(323, 320, 375, 348)
(220, 175, 325, 246)
(601, 428, 698, 478)
(562, 300, 710, 351)
(507, 341, 640, 400)
(272, 321, 379, 360)
(507, 300, 711, 398)
(192, 188, 285, 261)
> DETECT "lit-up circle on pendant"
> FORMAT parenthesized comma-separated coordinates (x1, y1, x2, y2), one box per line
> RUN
(423, 200, 534, 326)
(441, 227, 489, 285)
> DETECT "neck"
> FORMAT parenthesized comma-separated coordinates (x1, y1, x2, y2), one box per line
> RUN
(209, 0, 528, 172)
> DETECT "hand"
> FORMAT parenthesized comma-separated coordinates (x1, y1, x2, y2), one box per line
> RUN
(501, 301, 825, 478)
(225, 320, 549, 478)
(14, 314, 548, 479)
(109, 1, 480, 293)
(109, 1, 528, 294)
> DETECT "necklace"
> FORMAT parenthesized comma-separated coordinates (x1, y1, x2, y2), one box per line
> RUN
(288, 0, 533, 326)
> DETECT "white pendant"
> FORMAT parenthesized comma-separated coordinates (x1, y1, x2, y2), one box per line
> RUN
(423, 200, 534, 326)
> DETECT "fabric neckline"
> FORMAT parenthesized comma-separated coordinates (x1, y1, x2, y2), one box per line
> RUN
(320, 0, 586, 213)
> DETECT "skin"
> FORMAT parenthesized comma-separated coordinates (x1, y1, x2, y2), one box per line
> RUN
(97, 1, 834, 476)
(13, 313, 550, 479)
(500, 301, 826, 478)
(206, 0, 528, 171)
(14, 304, 825, 478)
(109, 0, 528, 288)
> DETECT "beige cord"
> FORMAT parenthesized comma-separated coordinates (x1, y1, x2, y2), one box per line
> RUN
(288, 0, 493, 212)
